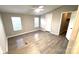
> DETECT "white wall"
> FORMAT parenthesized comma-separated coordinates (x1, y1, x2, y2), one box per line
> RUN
(0, 14, 8, 53)
(40, 5, 78, 35)
(45, 13, 52, 32)
(40, 13, 52, 32)
(1, 13, 40, 38)
(40, 15, 46, 30)
(51, 5, 78, 35)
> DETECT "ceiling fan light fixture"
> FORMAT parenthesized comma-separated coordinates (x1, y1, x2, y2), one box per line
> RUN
(38, 6, 44, 9)
(34, 8, 44, 13)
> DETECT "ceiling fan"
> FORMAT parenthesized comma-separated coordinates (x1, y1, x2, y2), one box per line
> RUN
(31, 6, 44, 13)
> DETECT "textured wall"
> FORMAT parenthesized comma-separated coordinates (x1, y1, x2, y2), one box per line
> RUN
(2, 13, 39, 37)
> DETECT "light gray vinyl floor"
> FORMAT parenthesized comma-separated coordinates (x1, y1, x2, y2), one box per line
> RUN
(8, 30, 68, 54)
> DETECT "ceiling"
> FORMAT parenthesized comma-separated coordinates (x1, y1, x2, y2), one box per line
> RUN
(0, 5, 62, 15)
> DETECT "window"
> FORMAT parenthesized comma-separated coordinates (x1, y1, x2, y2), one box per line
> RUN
(11, 17, 22, 31)
(34, 17, 39, 28)
(40, 16, 46, 28)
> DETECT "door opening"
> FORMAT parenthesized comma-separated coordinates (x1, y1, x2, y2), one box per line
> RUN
(59, 12, 71, 36)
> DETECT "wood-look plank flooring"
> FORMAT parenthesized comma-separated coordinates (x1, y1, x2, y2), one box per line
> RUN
(8, 30, 68, 54)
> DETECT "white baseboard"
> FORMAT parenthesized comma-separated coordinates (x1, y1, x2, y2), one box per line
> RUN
(7, 28, 59, 39)
(50, 32, 59, 36)
(40, 28, 47, 31)
(7, 29, 40, 38)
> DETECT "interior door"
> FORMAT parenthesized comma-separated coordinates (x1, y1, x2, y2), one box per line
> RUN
(66, 11, 77, 40)
(71, 30, 79, 53)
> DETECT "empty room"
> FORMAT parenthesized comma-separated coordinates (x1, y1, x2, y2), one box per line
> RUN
(0, 5, 79, 54)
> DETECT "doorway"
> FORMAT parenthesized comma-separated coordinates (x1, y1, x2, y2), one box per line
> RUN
(59, 12, 71, 36)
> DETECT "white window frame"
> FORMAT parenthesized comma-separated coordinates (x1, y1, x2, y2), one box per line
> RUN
(34, 17, 39, 28)
(11, 17, 22, 31)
